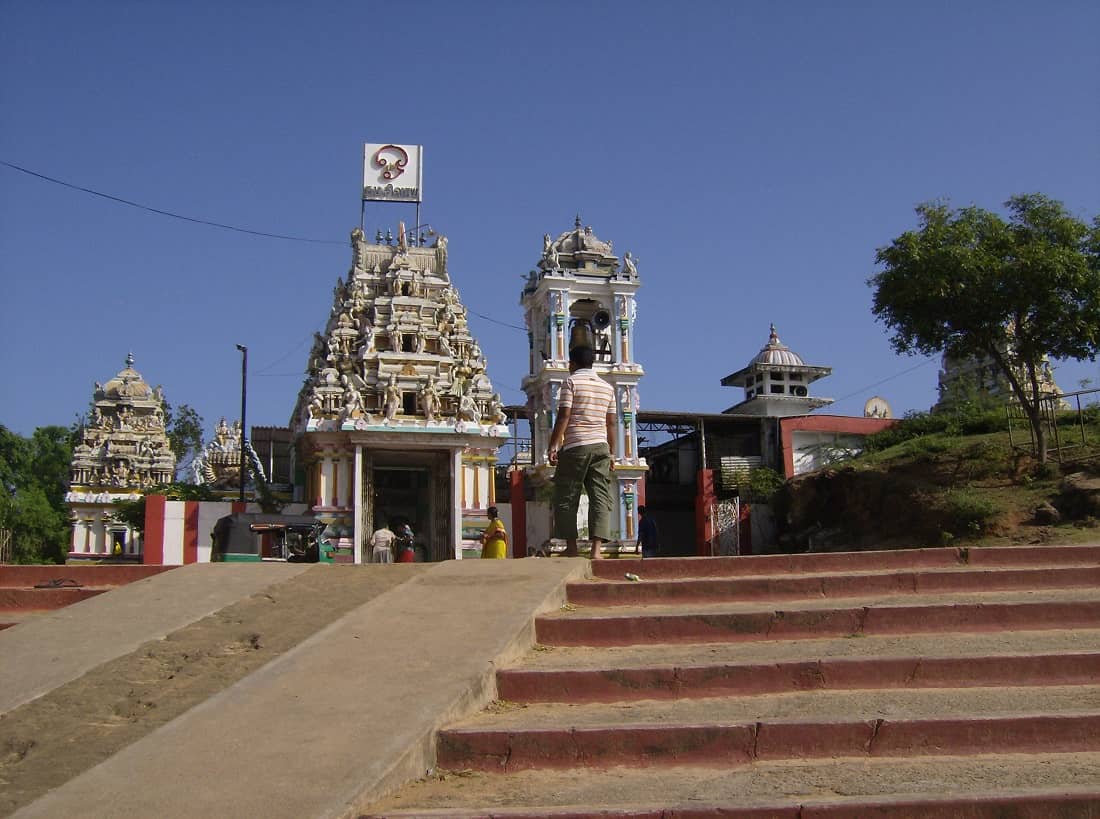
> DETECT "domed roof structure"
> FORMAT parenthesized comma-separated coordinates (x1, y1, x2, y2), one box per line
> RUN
(720, 325, 833, 417)
(536, 215, 621, 275)
(99, 352, 154, 401)
(750, 325, 806, 368)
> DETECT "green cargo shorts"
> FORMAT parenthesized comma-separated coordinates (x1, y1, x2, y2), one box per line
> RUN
(552, 442, 614, 541)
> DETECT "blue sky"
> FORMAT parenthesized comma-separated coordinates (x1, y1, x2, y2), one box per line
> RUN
(2, 1, 1098, 439)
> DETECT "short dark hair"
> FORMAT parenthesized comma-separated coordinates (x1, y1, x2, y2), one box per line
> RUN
(487, 506, 498, 517)
(569, 346, 595, 368)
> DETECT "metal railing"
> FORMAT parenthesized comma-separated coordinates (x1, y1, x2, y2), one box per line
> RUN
(1006, 388, 1100, 462)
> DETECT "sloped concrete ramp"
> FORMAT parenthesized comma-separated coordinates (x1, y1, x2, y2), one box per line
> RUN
(13, 558, 584, 819)
(0, 562, 310, 715)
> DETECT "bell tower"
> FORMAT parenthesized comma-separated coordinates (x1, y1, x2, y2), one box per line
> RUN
(520, 217, 648, 543)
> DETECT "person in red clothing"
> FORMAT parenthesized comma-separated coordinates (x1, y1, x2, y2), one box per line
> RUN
(548, 346, 617, 559)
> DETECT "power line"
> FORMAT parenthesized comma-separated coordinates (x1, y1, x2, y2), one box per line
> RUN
(253, 333, 314, 376)
(0, 159, 344, 245)
(466, 309, 527, 332)
(833, 357, 938, 404)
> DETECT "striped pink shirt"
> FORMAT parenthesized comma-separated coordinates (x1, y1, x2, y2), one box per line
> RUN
(558, 368, 616, 450)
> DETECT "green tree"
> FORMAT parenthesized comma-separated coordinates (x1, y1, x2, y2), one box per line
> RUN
(162, 401, 204, 479)
(870, 195, 1100, 463)
(0, 425, 72, 563)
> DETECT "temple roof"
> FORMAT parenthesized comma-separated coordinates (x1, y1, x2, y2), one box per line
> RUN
(534, 215, 623, 276)
(290, 226, 508, 437)
(99, 352, 155, 401)
(720, 325, 831, 387)
(548, 215, 615, 258)
(751, 325, 805, 367)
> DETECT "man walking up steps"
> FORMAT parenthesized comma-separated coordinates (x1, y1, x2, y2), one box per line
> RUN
(548, 345, 616, 559)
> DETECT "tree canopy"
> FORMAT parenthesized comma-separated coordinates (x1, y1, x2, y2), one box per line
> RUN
(0, 425, 73, 563)
(869, 194, 1100, 462)
(162, 401, 204, 479)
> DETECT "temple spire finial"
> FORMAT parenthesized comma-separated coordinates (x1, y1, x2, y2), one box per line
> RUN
(125, 351, 135, 369)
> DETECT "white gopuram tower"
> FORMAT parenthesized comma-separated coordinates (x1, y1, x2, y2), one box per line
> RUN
(520, 217, 648, 544)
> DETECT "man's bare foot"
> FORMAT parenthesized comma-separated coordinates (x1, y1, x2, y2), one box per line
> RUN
(563, 540, 579, 558)
(590, 540, 604, 560)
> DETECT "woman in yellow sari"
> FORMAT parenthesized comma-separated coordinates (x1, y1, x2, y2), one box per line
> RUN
(480, 506, 508, 559)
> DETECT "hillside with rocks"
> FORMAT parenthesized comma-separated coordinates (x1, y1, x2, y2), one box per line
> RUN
(773, 419, 1100, 552)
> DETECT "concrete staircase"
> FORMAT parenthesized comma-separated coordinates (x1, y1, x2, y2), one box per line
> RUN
(367, 544, 1100, 817)
(0, 565, 175, 630)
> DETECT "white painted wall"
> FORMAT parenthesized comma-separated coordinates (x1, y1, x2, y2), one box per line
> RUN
(162, 501, 186, 565)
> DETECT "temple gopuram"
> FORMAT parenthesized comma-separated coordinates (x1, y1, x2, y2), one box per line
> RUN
(289, 224, 508, 562)
(66, 354, 176, 559)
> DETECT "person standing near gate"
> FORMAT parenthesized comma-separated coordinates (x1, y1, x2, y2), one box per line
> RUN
(638, 505, 659, 558)
(548, 345, 616, 559)
(480, 506, 508, 559)
(369, 520, 396, 563)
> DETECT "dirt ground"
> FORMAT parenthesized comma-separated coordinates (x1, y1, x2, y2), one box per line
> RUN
(0, 564, 419, 817)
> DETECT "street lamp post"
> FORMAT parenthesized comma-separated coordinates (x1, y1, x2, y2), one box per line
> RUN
(236, 344, 248, 504)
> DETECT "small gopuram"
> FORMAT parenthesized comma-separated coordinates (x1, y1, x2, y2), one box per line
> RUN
(520, 218, 648, 543)
(720, 325, 833, 416)
(290, 225, 508, 562)
(67, 353, 176, 559)
(190, 417, 266, 493)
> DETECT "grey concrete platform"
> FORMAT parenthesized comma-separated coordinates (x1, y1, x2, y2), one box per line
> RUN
(13, 557, 586, 819)
(0, 562, 310, 716)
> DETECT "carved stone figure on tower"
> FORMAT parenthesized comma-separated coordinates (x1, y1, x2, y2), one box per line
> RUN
(351, 226, 365, 270)
(621, 251, 639, 279)
(359, 325, 376, 359)
(457, 389, 480, 423)
(438, 333, 453, 358)
(383, 374, 401, 422)
(541, 233, 560, 269)
(435, 234, 448, 274)
(488, 393, 507, 426)
(421, 375, 442, 423)
(215, 418, 231, 450)
(341, 375, 364, 421)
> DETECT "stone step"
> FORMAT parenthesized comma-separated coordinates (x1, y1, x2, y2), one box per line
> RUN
(568, 564, 1100, 606)
(590, 543, 1100, 580)
(535, 589, 1100, 646)
(0, 587, 107, 611)
(519, 628, 1100, 672)
(0, 565, 174, 588)
(457, 684, 1100, 731)
(363, 754, 1100, 817)
(438, 692, 1100, 771)
(498, 650, 1100, 703)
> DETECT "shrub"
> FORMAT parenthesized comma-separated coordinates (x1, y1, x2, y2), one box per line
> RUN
(939, 489, 1000, 537)
(864, 411, 953, 452)
(746, 467, 785, 503)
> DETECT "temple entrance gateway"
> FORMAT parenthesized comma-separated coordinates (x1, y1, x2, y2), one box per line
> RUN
(292, 225, 509, 561)
(370, 465, 432, 561)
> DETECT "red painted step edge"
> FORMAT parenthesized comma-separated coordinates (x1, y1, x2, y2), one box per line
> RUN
(0, 588, 106, 611)
(362, 790, 1100, 818)
(590, 544, 1100, 580)
(535, 600, 1100, 647)
(497, 651, 1100, 703)
(568, 565, 1100, 606)
(0, 565, 175, 587)
(436, 714, 1100, 773)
